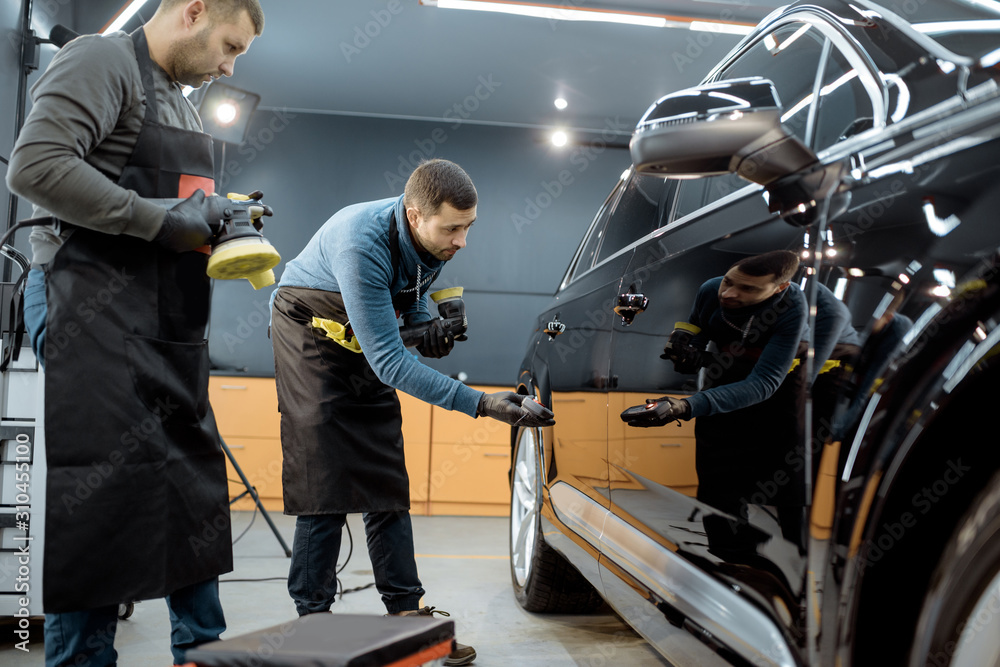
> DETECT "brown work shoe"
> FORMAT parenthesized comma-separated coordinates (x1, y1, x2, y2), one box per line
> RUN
(393, 606, 477, 666)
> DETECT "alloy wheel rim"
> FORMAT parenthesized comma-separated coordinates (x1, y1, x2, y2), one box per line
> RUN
(510, 426, 540, 588)
(949, 569, 1000, 667)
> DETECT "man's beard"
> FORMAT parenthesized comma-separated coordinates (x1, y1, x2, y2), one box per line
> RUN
(166, 26, 213, 88)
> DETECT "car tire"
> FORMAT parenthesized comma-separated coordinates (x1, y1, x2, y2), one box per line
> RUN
(907, 469, 1000, 667)
(509, 423, 603, 613)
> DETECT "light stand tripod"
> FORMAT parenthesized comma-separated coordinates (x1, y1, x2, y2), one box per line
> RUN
(221, 436, 291, 557)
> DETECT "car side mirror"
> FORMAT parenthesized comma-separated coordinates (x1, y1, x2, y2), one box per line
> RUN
(630, 77, 848, 223)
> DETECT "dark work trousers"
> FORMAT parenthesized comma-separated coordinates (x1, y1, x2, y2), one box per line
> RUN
(288, 512, 425, 615)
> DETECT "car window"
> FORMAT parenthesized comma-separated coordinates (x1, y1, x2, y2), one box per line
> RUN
(812, 47, 875, 149)
(594, 172, 675, 264)
(565, 182, 621, 284)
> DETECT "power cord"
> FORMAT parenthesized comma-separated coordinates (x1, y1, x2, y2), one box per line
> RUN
(221, 515, 375, 598)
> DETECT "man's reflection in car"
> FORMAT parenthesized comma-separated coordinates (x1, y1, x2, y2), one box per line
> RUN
(620, 250, 862, 570)
(833, 287, 913, 440)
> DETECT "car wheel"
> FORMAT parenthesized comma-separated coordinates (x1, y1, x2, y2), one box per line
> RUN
(908, 469, 1000, 667)
(509, 423, 603, 613)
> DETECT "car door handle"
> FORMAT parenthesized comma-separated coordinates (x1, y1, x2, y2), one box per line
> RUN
(544, 316, 566, 339)
(614, 292, 649, 326)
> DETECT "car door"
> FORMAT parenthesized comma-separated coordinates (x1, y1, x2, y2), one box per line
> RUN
(600, 15, 884, 666)
(525, 173, 634, 579)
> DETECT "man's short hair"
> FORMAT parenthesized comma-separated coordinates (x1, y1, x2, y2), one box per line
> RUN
(730, 250, 800, 284)
(404, 159, 478, 216)
(160, 0, 265, 35)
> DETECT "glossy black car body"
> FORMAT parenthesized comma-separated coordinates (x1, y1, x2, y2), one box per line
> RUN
(509, 2, 1000, 665)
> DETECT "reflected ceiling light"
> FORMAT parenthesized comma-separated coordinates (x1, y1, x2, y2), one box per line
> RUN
(834, 277, 848, 300)
(102, 0, 151, 34)
(883, 73, 911, 123)
(936, 59, 957, 74)
(933, 268, 956, 289)
(765, 23, 812, 54)
(981, 46, 1000, 68)
(931, 285, 952, 298)
(552, 130, 568, 147)
(923, 198, 961, 237)
(554, 97, 568, 110)
(420, 0, 754, 33)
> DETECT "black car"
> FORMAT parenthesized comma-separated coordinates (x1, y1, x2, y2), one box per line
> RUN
(508, 1, 1000, 665)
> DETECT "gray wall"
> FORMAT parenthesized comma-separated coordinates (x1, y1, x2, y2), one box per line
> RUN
(208, 110, 632, 384)
(1, 3, 632, 387)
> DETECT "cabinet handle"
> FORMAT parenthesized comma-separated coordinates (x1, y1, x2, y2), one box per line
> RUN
(660, 443, 682, 448)
(483, 453, 507, 458)
(220, 385, 248, 390)
(227, 445, 246, 450)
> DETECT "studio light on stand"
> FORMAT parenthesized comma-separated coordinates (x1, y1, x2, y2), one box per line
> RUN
(194, 81, 289, 557)
(198, 81, 261, 146)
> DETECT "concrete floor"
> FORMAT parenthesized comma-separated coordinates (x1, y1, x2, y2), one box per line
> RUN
(0, 511, 669, 666)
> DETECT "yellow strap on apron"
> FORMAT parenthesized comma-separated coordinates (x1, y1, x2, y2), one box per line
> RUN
(311, 316, 363, 353)
(787, 358, 842, 374)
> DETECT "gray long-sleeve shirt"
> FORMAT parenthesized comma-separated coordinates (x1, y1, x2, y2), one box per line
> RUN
(6, 30, 204, 265)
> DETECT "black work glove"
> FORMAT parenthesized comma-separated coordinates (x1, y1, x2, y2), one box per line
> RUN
(154, 190, 223, 252)
(662, 345, 705, 374)
(416, 319, 455, 359)
(621, 396, 690, 428)
(478, 391, 555, 427)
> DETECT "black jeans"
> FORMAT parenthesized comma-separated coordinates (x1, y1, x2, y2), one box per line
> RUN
(288, 511, 425, 615)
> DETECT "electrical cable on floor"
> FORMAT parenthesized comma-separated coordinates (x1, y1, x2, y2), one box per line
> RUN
(231, 502, 258, 545)
(221, 516, 376, 596)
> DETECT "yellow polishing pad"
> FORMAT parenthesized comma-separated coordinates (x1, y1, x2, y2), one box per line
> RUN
(207, 238, 281, 281)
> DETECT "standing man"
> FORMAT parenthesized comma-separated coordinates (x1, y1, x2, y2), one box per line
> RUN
(6, 1, 264, 665)
(270, 158, 554, 667)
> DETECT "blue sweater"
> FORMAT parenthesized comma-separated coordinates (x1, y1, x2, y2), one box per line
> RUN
(274, 195, 483, 417)
(685, 277, 808, 418)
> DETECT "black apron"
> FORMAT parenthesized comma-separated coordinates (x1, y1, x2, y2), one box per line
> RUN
(271, 219, 426, 515)
(41, 28, 231, 613)
(694, 298, 808, 514)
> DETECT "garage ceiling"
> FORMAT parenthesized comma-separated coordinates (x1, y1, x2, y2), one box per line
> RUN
(62, 0, 783, 139)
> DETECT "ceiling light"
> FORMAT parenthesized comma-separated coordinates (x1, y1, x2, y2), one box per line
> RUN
(429, 0, 666, 26)
(552, 131, 568, 147)
(689, 21, 753, 35)
(102, 0, 151, 35)
(554, 97, 568, 110)
(420, 0, 753, 33)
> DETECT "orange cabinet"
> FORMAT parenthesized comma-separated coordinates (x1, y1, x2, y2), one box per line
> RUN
(427, 390, 512, 516)
(208, 377, 513, 516)
(209, 377, 283, 511)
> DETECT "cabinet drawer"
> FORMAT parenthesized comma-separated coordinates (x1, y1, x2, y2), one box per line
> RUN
(430, 406, 510, 447)
(223, 437, 283, 500)
(405, 440, 430, 502)
(428, 443, 510, 505)
(210, 377, 279, 439)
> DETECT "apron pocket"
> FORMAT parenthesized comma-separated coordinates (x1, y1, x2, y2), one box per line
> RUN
(125, 334, 211, 427)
